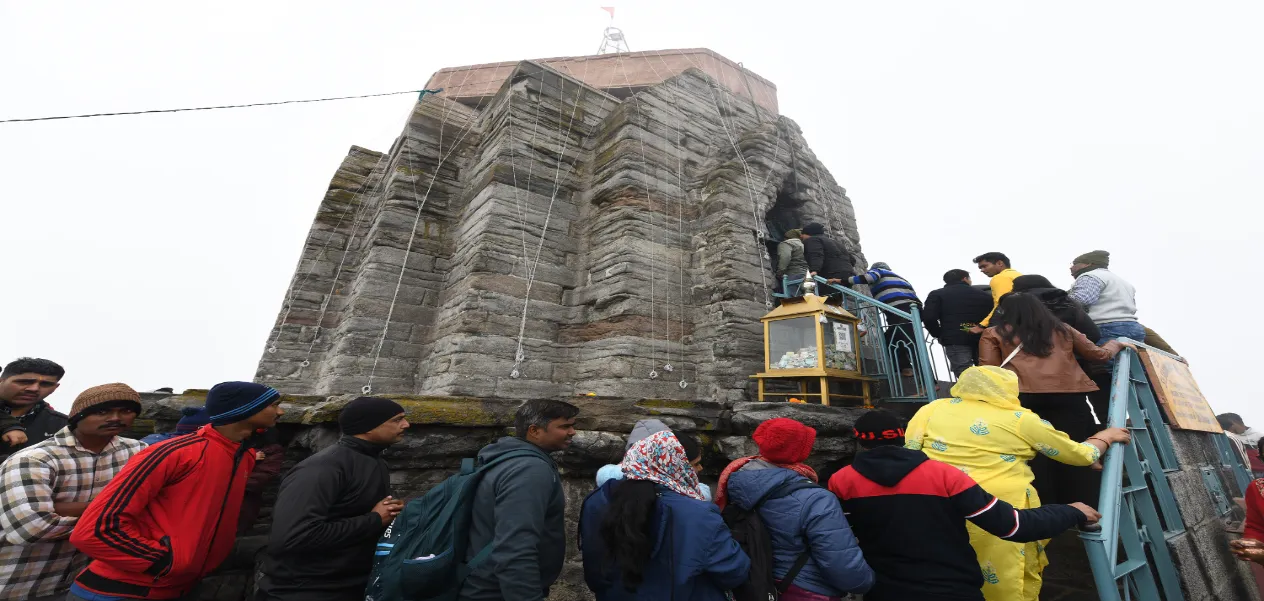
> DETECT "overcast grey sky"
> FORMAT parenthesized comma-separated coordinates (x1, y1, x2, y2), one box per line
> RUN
(2, 1, 1260, 424)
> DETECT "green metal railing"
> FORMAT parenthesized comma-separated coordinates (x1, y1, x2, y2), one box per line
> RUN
(776, 275, 937, 402)
(1080, 341, 1186, 601)
(1213, 431, 1254, 494)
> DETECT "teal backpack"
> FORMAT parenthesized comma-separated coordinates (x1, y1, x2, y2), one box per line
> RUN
(365, 449, 540, 601)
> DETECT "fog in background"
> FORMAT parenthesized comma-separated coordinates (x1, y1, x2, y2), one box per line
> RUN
(2, 1, 1260, 425)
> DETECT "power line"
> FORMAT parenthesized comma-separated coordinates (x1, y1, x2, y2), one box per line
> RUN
(0, 88, 442, 124)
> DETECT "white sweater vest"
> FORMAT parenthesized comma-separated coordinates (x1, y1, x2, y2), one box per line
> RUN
(1078, 269, 1138, 324)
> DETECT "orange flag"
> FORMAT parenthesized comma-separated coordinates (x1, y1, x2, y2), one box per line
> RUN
(601, 6, 615, 19)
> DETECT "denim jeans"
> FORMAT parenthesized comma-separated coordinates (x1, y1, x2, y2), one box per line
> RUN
(943, 345, 977, 378)
(1097, 320, 1145, 372)
(1096, 320, 1146, 346)
(68, 585, 201, 601)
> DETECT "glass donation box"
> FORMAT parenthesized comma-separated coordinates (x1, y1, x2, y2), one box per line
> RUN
(750, 291, 874, 406)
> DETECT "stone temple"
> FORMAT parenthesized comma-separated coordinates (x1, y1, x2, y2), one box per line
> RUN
(254, 48, 866, 402)
(133, 48, 1250, 601)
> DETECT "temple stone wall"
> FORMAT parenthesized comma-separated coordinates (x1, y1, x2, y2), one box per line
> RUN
(256, 53, 865, 403)
(1168, 430, 1261, 601)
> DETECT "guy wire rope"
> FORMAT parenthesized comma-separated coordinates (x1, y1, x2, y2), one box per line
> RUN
(267, 150, 389, 358)
(614, 51, 664, 381)
(364, 65, 488, 394)
(679, 52, 775, 308)
(643, 52, 696, 389)
(508, 70, 547, 280)
(298, 151, 392, 370)
(509, 58, 617, 380)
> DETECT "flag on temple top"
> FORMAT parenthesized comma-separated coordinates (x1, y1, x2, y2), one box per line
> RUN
(601, 6, 615, 19)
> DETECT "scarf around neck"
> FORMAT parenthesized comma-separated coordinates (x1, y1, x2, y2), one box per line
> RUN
(715, 455, 819, 510)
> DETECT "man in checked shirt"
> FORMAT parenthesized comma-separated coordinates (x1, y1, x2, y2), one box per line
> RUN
(0, 383, 147, 600)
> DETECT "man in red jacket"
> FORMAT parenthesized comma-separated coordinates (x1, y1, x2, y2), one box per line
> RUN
(69, 382, 284, 600)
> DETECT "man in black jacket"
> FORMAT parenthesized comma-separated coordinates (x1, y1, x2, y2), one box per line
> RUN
(0, 357, 68, 461)
(922, 270, 994, 377)
(459, 399, 579, 601)
(256, 397, 410, 601)
(800, 223, 855, 283)
(830, 411, 1099, 601)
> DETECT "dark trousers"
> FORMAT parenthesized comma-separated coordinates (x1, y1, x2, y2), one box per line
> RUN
(1087, 372, 1114, 424)
(943, 344, 978, 377)
(885, 312, 915, 371)
(1019, 392, 1102, 506)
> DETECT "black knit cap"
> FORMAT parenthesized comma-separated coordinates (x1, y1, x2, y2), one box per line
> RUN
(853, 410, 906, 449)
(339, 397, 406, 435)
(802, 223, 826, 236)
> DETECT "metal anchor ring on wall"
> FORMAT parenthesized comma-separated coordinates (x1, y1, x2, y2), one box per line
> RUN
(300, 360, 311, 367)
(678, 380, 688, 389)
(267, 346, 277, 354)
(649, 370, 659, 379)
(663, 364, 674, 373)
(510, 369, 521, 379)
(361, 385, 372, 394)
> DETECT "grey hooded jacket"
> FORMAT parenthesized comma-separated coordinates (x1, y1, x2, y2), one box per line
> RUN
(459, 437, 565, 601)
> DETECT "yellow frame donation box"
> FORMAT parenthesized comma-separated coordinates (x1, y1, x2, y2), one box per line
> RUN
(750, 292, 874, 406)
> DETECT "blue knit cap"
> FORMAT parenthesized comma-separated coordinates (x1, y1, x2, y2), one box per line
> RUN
(205, 382, 279, 426)
(175, 406, 211, 433)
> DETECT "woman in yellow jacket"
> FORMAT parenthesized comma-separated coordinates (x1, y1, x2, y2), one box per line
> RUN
(904, 366, 1130, 601)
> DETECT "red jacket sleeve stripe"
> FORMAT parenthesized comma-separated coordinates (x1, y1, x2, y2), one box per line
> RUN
(92, 437, 204, 563)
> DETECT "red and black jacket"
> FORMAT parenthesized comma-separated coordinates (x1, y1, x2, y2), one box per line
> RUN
(71, 425, 255, 599)
(828, 446, 1085, 601)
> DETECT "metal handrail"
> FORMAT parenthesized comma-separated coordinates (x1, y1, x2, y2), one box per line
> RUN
(778, 275, 938, 402)
(1082, 343, 1134, 564)
(1080, 340, 1186, 601)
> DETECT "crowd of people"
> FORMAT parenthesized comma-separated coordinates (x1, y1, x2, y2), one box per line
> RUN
(0, 353, 1121, 601)
(0, 237, 1239, 601)
(578, 369, 1123, 601)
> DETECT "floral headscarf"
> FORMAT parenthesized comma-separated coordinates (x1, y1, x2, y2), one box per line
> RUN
(620, 430, 706, 501)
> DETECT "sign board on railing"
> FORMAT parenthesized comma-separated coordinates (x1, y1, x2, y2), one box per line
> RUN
(1138, 350, 1223, 433)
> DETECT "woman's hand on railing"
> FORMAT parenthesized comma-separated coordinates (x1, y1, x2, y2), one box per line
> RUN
(1084, 427, 1132, 465)
(1102, 340, 1125, 357)
(1093, 427, 1132, 445)
(1069, 502, 1102, 527)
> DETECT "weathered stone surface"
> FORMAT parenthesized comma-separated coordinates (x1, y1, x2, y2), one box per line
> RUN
(255, 51, 867, 402)
(730, 401, 869, 436)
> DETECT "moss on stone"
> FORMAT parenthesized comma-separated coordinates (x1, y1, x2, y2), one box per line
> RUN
(637, 399, 702, 410)
(129, 419, 156, 435)
(304, 395, 513, 427)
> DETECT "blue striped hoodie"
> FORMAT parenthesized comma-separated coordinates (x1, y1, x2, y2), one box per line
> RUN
(848, 268, 921, 308)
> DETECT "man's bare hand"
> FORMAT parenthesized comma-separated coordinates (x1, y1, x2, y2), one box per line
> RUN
(1231, 539, 1264, 563)
(256, 451, 267, 460)
(1, 430, 27, 447)
(54, 502, 91, 517)
(1069, 502, 1101, 526)
(968, 325, 985, 334)
(372, 496, 405, 526)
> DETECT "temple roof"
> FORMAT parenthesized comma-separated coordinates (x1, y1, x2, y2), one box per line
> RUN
(423, 48, 778, 115)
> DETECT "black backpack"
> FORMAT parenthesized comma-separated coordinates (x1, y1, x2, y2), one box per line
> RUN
(721, 479, 819, 601)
